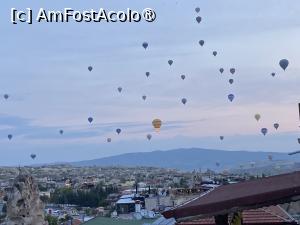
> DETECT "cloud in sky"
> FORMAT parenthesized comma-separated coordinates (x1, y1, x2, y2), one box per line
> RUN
(0, 0, 300, 165)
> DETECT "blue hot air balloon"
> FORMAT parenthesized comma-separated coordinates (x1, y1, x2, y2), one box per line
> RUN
(59, 130, 64, 135)
(88, 66, 93, 72)
(8, 134, 13, 140)
(220, 136, 224, 140)
(181, 75, 186, 80)
(142, 95, 147, 101)
(4, 94, 9, 100)
(181, 98, 187, 105)
(261, 128, 268, 136)
(228, 94, 235, 102)
(279, 59, 289, 71)
(196, 16, 202, 23)
(230, 68, 235, 75)
(107, 138, 112, 143)
(30, 154, 36, 160)
(271, 72, 275, 77)
(118, 87, 122, 93)
(88, 117, 93, 123)
(229, 79, 234, 84)
(116, 128, 121, 135)
(145, 72, 150, 77)
(168, 60, 173, 66)
(199, 40, 204, 46)
(213, 51, 217, 56)
(219, 68, 224, 74)
(274, 123, 279, 130)
(142, 42, 148, 49)
(195, 7, 200, 13)
(147, 134, 152, 140)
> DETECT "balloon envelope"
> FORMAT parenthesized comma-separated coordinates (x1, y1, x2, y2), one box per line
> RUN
(181, 98, 187, 105)
(147, 134, 152, 140)
(7, 134, 13, 140)
(274, 123, 279, 130)
(199, 40, 204, 46)
(229, 79, 234, 84)
(4, 94, 9, 100)
(168, 60, 173, 66)
(279, 59, 289, 71)
(107, 138, 112, 143)
(213, 51, 217, 56)
(228, 94, 234, 102)
(195, 7, 200, 13)
(142, 95, 147, 100)
(230, 68, 235, 75)
(181, 75, 186, 80)
(116, 128, 121, 134)
(219, 68, 224, 74)
(142, 42, 148, 49)
(152, 119, 162, 131)
(88, 117, 93, 123)
(59, 130, 64, 135)
(254, 114, 261, 121)
(88, 66, 93, 72)
(220, 136, 224, 140)
(30, 154, 36, 160)
(271, 72, 275, 77)
(261, 128, 268, 136)
(118, 87, 122, 93)
(145, 72, 150, 77)
(196, 16, 202, 23)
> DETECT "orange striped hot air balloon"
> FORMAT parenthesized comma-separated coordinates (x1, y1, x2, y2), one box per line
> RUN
(152, 119, 162, 132)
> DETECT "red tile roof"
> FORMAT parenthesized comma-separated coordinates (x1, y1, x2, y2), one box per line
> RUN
(177, 206, 297, 225)
(163, 172, 300, 220)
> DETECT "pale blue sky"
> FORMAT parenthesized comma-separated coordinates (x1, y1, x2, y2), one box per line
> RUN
(0, 0, 300, 166)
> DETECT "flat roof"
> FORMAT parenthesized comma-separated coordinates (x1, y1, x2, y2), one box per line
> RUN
(163, 171, 300, 221)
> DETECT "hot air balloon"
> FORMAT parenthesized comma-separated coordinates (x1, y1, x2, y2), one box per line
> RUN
(3, 94, 9, 100)
(116, 128, 121, 135)
(279, 59, 289, 71)
(181, 98, 187, 105)
(271, 72, 275, 77)
(168, 60, 173, 66)
(274, 123, 279, 130)
(298, 138, 300, 144)
(59, 130, 64, 135)
(118, 87, 122, 93)
(142, 42, 148, 49)
(107, 138, 112, 143)
(7, 134, 13, 140)
(195, 7, 200, 13)
(196, 16, 202, 23)
(220, 136, 224, 140)
(88, 66, 93, 72)
(229, 79, 234, 84)
(181, 75, 186, 80)
(88, 117, 93, 124)
(145, 72, 150, 77)
(30, 154, 36, 160)
(147, 134, 152, 140)
(152, 119, 162, 132)
(228, 94, 234, 102)
(254, 114, 261, 122)
(142, 95, 147, 101)
(230, 68, 235, 75)
(213, 51, 217, 56)
(219, 68, 224, 74)
(199, 40, 204, 46)
(261, 128, 268, 136)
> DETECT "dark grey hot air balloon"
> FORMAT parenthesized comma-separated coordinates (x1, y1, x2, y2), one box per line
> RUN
(228, 94, 234, 102)
(168, 60, 173, 66)
(145, 72, 150, 77)
(142, 42, 148, 49)
(195, 7, 200, 13)
(181, 75, 186, 80)
(279, 59, 289, 71)
(271, 72, 275, 77)
(261, 128, 268, 136)
(4, 94, 9, 100)
(116, 128, 121, 135)
(219, 68, 224, 74)
(230, 68, 235, 75)
(59, 130, 64, 135)
(199, 40, 204, 46)
(274, 123, 279, 130)
(88, 66, 93, 72)
(142, 95, 147, 101)
(229, 79, 234, 84)
(196, 16, 202, 23)
(181, 98, 187, 105)
(107, 138, 112, 143)
(219, 136, 224, 140)
(30, 154, 36, 160)
(118, 87, 122, 93)
(213, 51, 217, 56)
(147, 134, 152, 140)
(7, 134, 13, 140)
(88, 117, 93, 124)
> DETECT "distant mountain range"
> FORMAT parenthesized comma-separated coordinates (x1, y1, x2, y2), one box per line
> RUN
(69, 148, 300, 171)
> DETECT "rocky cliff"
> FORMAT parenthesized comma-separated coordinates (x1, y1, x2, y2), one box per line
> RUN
(2, 174, 48, 225)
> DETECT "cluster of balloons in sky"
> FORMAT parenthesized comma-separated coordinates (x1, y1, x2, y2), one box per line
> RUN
(2, 5, 295, 162)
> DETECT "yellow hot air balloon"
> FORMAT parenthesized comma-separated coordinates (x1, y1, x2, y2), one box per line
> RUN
(254, 114, 261, 122)
(152, 119, 162, 132)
